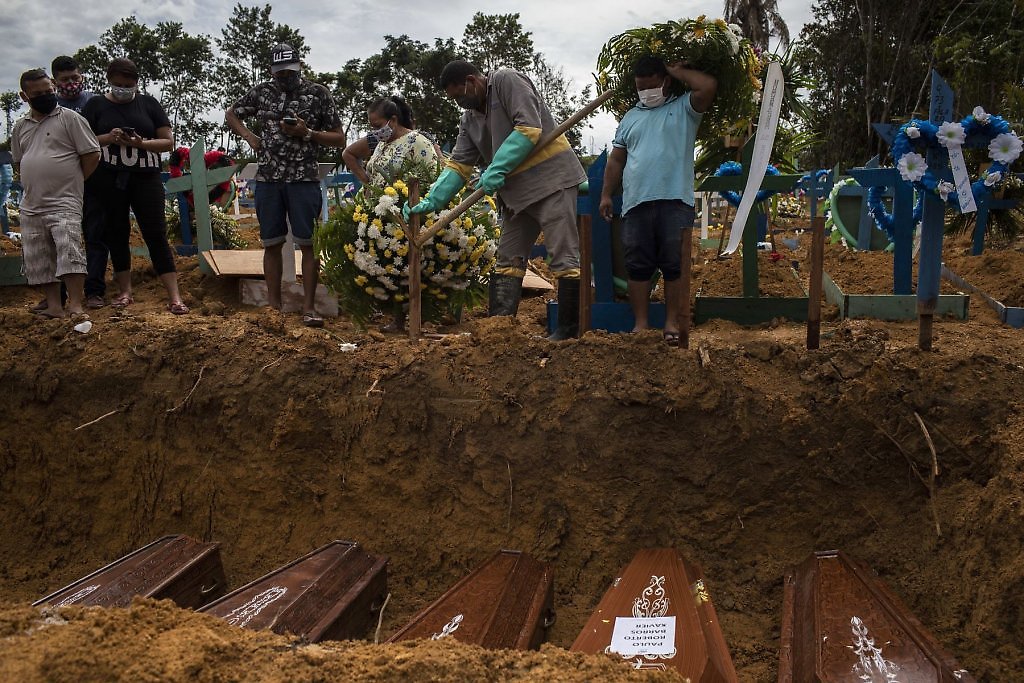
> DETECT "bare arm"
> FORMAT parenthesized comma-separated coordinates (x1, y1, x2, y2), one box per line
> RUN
(225, 107, 261, 151)
(599, 146, 627, 222)
(342, 137, 372, 185)
(125, 125, 174, 154)
(80, 151, 100, 180)
(666, 62, 718, 114)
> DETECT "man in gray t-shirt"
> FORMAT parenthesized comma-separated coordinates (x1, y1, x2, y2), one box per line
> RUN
(12, 69, 100, 319)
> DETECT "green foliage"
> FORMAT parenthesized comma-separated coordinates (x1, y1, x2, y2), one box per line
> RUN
(0, 91, 22, 141)
(165, 202, 248, 249)
(724, 0, 790, 51)
(462, 13, 535, 73)
(596, 17, 761, 139)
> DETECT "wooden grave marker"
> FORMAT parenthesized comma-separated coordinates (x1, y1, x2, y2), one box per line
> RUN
(571, 548, 738, 681)
(164, 140, 236, 274)
(34, 535, 226, 609)
(799, 169, 835, 350)
(779, 550, 975, 682)
(200, 540, 387, 642)
(387, 549, 554, 649)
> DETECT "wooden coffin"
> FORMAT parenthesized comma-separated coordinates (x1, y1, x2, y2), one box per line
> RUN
(387, 549, 554, 649)
(200, 540, 387, 643)
(779, 550, 976, 682)
(571, 548, 738, 681)
(33, 534, 226, 609)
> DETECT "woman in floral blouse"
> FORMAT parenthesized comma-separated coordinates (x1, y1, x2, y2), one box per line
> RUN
(363, 96, 439, 186)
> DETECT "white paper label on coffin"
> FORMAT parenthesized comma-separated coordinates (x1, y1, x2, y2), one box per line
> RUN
(609, 616, 677, 656)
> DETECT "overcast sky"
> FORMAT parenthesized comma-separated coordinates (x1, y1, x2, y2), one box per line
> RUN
(0, 0, 814, 149)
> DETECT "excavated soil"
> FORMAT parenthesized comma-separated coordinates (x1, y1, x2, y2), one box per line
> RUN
(1, 237, 1024, 682)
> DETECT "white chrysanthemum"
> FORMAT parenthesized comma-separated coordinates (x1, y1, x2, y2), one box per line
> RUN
(905, 126, 921, 139)
(371, 287, 388, 300)
(394, 256, 404, 267)
(354, 238, 365, 250)
(357, 222, 367, 237)
(374, 194, 398, 216)
(936, 181, 955, 201)
(984, 171, 1002, 187)
(972, 106, 991, 124)
(457, 235, 469, 248)
(367, 224, 381, 239)
(378, 276, 396, 290)
(937, 121, 966, 148)
(898, 152, 927, 182)
(989, 132, 1022, 164)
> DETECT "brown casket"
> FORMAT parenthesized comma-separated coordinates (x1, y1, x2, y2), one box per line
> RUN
(779, 550, 976, 682)
(200, 540, 387, 643)
(571, 548, 738, 681)
(387, 549, 554, 649)
(34, 534, 226, 609)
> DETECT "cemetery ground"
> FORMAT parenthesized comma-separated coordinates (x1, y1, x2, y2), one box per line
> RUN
(1, 230, 1024, 681)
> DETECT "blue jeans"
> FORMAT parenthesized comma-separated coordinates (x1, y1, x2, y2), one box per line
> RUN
(621, 199, 695, 281)
(0, 163, 12, 233)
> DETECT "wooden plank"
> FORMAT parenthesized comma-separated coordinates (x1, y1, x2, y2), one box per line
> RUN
(571, 548, 737, 681)
(200, 540, 387, 643)
(33, 535, 226, 610)
(202, 249, 303, 277)
(824, 271, 968, 320)
(387, 550, 554, 650)
(780, 550, 975, 682)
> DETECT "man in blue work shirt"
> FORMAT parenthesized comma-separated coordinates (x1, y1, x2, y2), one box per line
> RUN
(599, 56, 716, 346)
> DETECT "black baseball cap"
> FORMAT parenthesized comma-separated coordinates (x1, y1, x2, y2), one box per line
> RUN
(271, 43, 300, 73)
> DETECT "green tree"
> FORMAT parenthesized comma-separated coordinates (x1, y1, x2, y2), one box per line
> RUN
(155, 22, 217, 146)
(529, 54, 592, 154)
(215, 3, 308, 108)
(724, 0, 790, 52)
(0, 91, 23, 141)
(461, 13, 535, 73)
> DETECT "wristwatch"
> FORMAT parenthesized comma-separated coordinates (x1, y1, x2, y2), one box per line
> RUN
(303, 129, 314, 142)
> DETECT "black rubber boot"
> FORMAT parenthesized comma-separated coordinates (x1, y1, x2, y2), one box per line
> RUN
(488, 273, 523, 316)
(547, 277, 580, 341)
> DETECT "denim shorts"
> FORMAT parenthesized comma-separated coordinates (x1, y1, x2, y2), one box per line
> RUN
(621, 199, 695, 281)
(254, 181, 322, 247)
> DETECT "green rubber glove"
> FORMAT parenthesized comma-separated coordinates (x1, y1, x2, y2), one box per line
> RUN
(404, 168, 466, 219)
(477, 130, 535, 195)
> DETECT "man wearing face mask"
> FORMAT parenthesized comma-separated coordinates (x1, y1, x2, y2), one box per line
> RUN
(52, 56, 93, 114)
(406, 60, 587, 340)
(599, 56, 716, 346)
(226, 43, 344, 327)
(11, 68, 100, 320)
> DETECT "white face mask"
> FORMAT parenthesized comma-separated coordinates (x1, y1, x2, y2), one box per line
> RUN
(638, 87, 666, 108)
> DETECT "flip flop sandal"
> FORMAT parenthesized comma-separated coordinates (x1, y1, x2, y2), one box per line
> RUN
(34, 310, 64, 320)
(30, 298, 48, 313)
(302, 312, 324, 328)
(111, 293, 134, 308)
(167, 301, 190, 315)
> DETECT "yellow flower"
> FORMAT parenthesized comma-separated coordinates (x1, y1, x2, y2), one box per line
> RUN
(372, 218, 383, 228)
(386, 265, 395, 274)
(393, 180, 406, 190)
(485, 196, 496, 210)
(463, 217, 473, 229)
(715, 18, 727, 28)
(456, 263, 468, 275)
(384, 187, 398, 197)
(471, 245, 485, 260)
(467, 236, 477, 246)
(401, 187, 409, 197)
(436, 293, 448, 300)
(394, 294, 406, 302)
(397, 245, 409, 257)
(693, 24, 706, 39)
(385, 249, 393, 258)
(354, 275, 368, 286)
(394, 229, 405, 240)
(365, 287, 375, 295)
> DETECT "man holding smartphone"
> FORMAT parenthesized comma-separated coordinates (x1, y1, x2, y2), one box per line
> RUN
(225, 43, 344, 326)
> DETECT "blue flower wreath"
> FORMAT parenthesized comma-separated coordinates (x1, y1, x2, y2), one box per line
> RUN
(714, 161, 781, 207)
(890, 110, 1019, 212)
(866, 186, 924, 240)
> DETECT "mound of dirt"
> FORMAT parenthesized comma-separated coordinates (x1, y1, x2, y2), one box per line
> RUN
(1, 246, 1023, 681)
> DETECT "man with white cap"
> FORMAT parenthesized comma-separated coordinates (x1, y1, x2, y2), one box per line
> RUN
(226, 43, 344, 326)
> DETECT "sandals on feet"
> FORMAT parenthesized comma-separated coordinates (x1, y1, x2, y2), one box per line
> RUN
(86, 295, 106, 309)
(30, 298, 48, 313)
(302, 312, 324, 328)
(168, 301, 190, 315)
(111, 293, 134, 308)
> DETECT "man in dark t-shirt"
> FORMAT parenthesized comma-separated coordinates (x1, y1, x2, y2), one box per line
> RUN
(225, 43, 344, 326)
